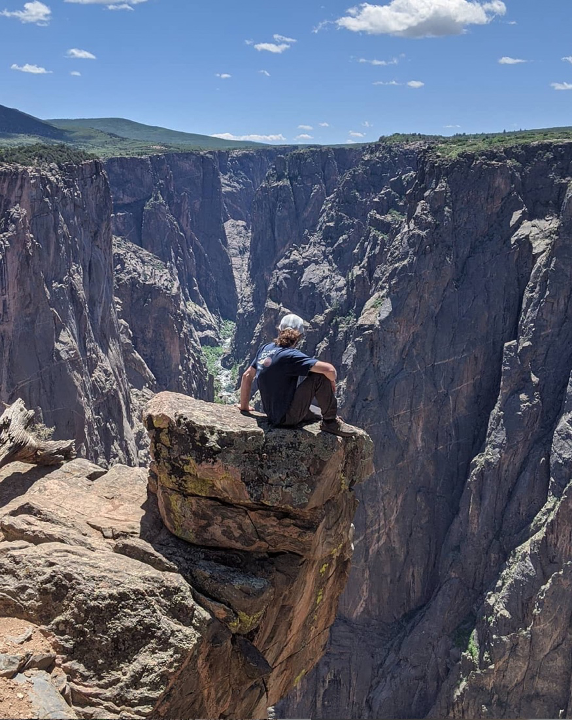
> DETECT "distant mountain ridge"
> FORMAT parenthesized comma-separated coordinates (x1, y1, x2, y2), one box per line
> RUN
(48, 117, 264, 150)
(0, 104, 67, 141)
(0, 104, 267, 157)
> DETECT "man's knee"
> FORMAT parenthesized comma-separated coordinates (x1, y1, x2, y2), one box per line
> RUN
(312, 372, 326, 388)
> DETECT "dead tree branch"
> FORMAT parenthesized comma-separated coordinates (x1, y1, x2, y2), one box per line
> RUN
(0, 399, 76, 469)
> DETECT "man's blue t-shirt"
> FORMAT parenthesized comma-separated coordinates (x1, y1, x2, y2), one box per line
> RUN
(251, 343, 317, 425)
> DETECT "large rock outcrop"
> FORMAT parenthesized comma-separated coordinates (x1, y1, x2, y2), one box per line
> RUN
(0, 395, 372, 719)
(144, 392, 373, 713)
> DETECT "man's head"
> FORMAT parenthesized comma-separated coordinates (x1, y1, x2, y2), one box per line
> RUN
(275, 313, 305, 348)
(279, 314, 305, 334)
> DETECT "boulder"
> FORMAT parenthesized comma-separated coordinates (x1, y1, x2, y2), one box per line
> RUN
(144, 392, 373, 707)
(0, 394, 372, 718)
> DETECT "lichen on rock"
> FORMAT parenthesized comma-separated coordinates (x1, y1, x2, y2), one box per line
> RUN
(144, 391, 373, 709)
(0, 394, 372, 719)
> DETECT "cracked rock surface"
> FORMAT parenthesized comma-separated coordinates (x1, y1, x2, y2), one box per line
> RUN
(0, 396, 372, 718)
(144, 392, 373, 711)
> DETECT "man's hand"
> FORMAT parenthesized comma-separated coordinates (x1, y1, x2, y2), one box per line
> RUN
(236, 404, 255, 413)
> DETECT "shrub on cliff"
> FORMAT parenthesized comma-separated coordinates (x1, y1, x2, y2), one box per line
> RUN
(0, 143, 95, 166)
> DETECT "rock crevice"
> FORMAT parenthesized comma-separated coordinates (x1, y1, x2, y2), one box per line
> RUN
(0, 395, 372, 719)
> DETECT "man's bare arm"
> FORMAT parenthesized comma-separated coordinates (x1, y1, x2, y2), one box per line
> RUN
(238, 366, 256, 412)
(310, 360, 337, 391)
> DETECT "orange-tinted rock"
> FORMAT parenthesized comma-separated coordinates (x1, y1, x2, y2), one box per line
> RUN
(144, 391, 373, 708)
(0, 394, 371, 719)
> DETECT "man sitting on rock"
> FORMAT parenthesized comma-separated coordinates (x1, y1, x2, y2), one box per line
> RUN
(238, 313, 358, 437)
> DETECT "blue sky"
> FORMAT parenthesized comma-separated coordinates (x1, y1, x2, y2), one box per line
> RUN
(1, 0, 571, 145)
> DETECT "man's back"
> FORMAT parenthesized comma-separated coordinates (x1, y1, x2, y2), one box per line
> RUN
(253, 342, 317, 424)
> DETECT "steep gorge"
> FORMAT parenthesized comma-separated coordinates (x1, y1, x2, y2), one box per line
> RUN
(257, 142, 572, 719)
(1, 140, 572, 718)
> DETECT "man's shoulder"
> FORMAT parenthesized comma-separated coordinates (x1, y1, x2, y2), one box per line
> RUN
(256, 342, 277, 355)
(254, 343, 280, 366)
(282, 347, 315, 362)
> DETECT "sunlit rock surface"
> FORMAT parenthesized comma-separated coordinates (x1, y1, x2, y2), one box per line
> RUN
(144, 391, 373, 711)
(0, 394, 371, 718)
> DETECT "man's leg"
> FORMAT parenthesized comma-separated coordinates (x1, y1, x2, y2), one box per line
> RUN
(281, 373, 337, 427)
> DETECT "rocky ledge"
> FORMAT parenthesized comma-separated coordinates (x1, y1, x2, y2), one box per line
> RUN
(0, 394, 372, 719)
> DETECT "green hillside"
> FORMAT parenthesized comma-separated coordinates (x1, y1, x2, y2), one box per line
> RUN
(0, 104, 67, 141)
(49, 117, 264, 150)
(0, 104, 268, 158)
(377, 127, 572, 156)
(0, 143, 95, 166)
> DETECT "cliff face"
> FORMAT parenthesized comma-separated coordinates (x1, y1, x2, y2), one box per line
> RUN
(242, 141, 572, 719)
(0, 162, 138, 465)
(0, 149, 277, 466)
(113, 236, 209, 400)
(104, 150, 280, 414)
(3, 139, 572, 719)
(105, 150, 279, 337)
(0, 397, 372, 719)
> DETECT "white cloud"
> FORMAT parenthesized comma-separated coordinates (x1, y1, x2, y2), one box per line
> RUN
(313, 19, 332, 33)
(358, 56, 399, 65)
(562, 56, 572, 64)
(273, 33, 296, 43)
(507, 20, 516, 24)
(254, 42, 289, 53)
(552, 82, 572, 91)
(107, 3, 134, 8)
(336, 0, 506, 38)
(407, 79, 424, 87)
(373, 79, 401, 85)
(212, 132, 287, 143)
(11, 62, 52, 73)
(70, 70, 81, 75)
(245, 39, 254, 45)
(216, 73, 231, 79)
(349, 131, 366, 137)
(1, 0, 50, 24)
(444, 123, 461, 128)
(253, 33, 296, 53)
(298, 124, 313, 130)
(295, 134, 313, 140)
(498, 56, 526, 64)
(66, 48, 96, 59)
(255, 42, 288, 53)
(363, 120, 373, 127)
(319, 122, 330, 127)
(259, 69, 270, 76)
(345, 139, 358, 144)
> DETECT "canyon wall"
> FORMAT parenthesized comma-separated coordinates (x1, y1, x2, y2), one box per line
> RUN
(2, 139, 572, 717)
(252, 142, 572, 719)
(0, 149, 278, 465)
(0, 161, 138, 465)
(105, 149, 278, 342)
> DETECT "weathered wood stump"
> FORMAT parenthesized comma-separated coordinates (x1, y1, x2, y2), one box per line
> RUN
(0, 399, 75, 469)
